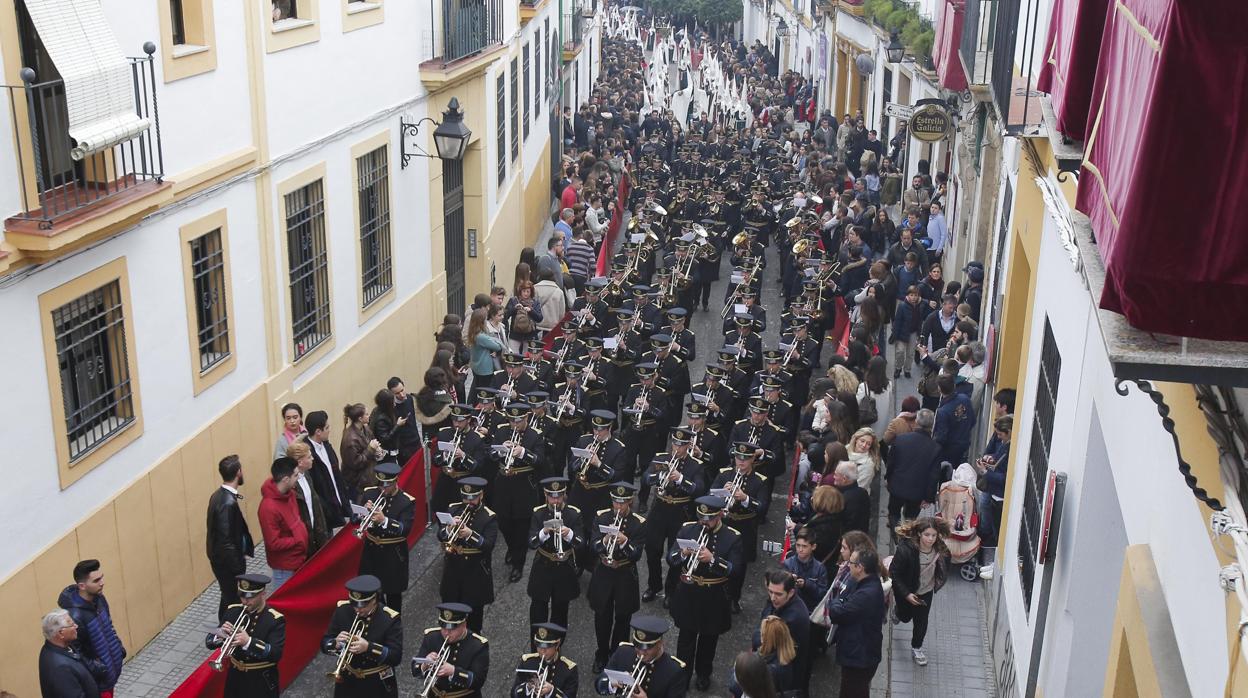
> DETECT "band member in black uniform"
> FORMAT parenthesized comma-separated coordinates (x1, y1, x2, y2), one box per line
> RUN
(588, 482, 647, 673)
(778, 315, 820, 408)
(549, 362, 589, 477)
(758, 376, 796, 488)
(431, 404, 487, 515)
(685, 402, 724, 484)
(525, 349, 558, 394)
(356, 461, 415, 612)
(490, 403, 546, 583)
(606, 308, 643, 408)
(596, 616, 689, 697)
(658, 307, 696, 363)
(641, 334, 690, 430)
(205, 574, 284, 697)
(750, 350, 794, 399)
(691, 365, 736, 434)
(724, 313, 764, 375)
(711, 443, 771, 613)
(513, 623, 579, 697)
(472, 388, 507, 444)
(571, 277, 610, 339)
(715, 347, 753, 421)
(622, 363, 668, 506)
(412, 603, 490, 698)
(525, 391, 558, 459)
(438, 477, 497, 632)
(622, 285, 662, 338)
(667, 496, 742, 692)
(547, 326, 588, 375)
(641, 428, 705, 604)
(731, 397, 781, 481)
(578, 336, 613, 414)
(720, 288, 767, 335)
(494, 352, 541, 407)
(321, 575, 403, 697)
(527, 477, 584, 629)
(569, 410, 628, 559)
(663, 239, 699, 312)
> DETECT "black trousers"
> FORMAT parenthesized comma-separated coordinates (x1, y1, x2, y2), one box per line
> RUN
(499, 516, 530, 570)
(466, 607, 485, 634)
(529, 595, 571, 631)
(838, 664, 878, 698)
(594, 607, 632, 658)
(212, 562, 242, 623)
(726, 560, 752, 602)
(896, 590, 934, 647)
(676, 629, 721, 680)
(887, 494, 923, 529)
(382, 592, 402, 613)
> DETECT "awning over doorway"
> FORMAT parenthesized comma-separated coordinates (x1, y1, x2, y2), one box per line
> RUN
(1035, 0, 1107, 139)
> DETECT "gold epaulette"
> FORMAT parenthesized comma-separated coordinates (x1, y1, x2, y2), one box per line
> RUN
(473, 633, 489, 644)
(267, 607, 283, 620)
(561, 655, 576, 669)
(336, 600, 350, 607)
(383, 607, 400, 618)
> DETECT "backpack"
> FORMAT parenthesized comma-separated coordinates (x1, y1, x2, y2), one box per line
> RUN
(857, 383, 878, 425)
(511, 307, 535, 336)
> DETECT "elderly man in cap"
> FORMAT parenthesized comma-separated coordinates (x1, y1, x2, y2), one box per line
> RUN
(512, 623, 578, 697)
(588, 482, 648, 673)
(528, 477, 584, 630)
(431, 404, 487, 515)
(205, 573, 285, 697)
(320, 575, 402, 697)
(667, 495, 743, 691)
(490, 402, 546, 583)
(356, 461, 415, 612)
(596, 616, 689, 697)
(413, 602, 490, 698)
(438, 477, 497, 632)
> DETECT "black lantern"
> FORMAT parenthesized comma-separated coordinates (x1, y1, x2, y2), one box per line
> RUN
(886, 32, 905, 64)
(400, 98, 472, 169)
(776, 18, 789, 38)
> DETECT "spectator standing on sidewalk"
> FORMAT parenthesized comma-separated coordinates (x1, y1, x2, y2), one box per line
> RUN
(206, 455, 255, 621)
(272, 403, 305, 460)
(561, 175, 583, 211)
(889, 517, 951, 668)
(566, 230, 597, 296)
(885, 409, 941, 528)
(57, 560, 125, 696)
(824, 547, 886, 698)
(258, 458, 308, 590)
(39, 610, 100, 698)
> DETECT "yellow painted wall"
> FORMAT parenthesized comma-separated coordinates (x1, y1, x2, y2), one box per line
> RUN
(1102, 545, 1191, 698)
(524, 140, 554, 249)
(0, 280, 442, 698)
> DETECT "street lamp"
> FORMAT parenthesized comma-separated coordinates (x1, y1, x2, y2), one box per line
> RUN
(400, 98, 473, 169)
(776, 17, 789, 38)
(885, 31, 905, 63)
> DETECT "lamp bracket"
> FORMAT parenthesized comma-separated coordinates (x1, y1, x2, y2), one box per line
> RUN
(400, 116, 441, 169)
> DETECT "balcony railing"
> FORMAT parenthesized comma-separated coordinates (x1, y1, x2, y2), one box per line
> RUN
(442, 0, 504, 64)
(4, 49, 163, 229)
(960, 0, 1042, 133)
(563, 7, 585, 51)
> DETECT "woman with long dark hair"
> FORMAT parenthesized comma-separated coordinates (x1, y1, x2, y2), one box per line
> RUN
(466, 306, 505, 390)
(369, 388, 403, 459)
(889, 516, 951, 667)
(415, 367, 455, 433)
(340, 403, 381, 495)
(729, 650, 779, 698)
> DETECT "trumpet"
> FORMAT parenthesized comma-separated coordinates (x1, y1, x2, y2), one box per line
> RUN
(656, 451, 680, 494)
(354, 493, 389, 539)
(721, 256, 763, 319)
(443, 505, 476, 554)
(499, 379, 516, 407)
(631, 387, 650, 429)
(416, 637, 452, 697)
(621, 655, 652, 698)
(329, 614, 367, 683)
(526, 658, 553, 698)
(500, 437, 521, 476)
(553, 389, 575, 422)
(576, 438, 606, 485)
(553, 507, 565, 558)
(724, 468, 747, 503)
(604, 509, 627, 562)
(208, 612, 252, 672)
(681, 526, 712, 580)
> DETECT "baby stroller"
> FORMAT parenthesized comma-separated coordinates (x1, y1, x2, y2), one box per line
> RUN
(937, 463, 982, 581)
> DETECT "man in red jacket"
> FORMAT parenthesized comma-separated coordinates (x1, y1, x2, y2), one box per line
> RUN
(259, 457, 308, 590)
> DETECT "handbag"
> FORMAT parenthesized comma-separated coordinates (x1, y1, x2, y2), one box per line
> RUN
(511, 307, 535, 336)
(810, 589, 833, 628)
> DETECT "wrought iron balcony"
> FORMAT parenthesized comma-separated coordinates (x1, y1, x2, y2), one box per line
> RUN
(4, 46, 164, 231)
(959, 0, 1041, 134)
(442, 0, 504, 64)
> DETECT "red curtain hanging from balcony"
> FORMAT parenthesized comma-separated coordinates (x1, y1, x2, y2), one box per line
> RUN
(1035, 0, 1108, 139)
(934, 0, 967, 91)
(1076, 0, 1248, 341)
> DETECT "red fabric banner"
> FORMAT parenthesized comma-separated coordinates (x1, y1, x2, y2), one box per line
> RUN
(169, 451, 429, 697)
(595, 168, 631, 276)
(1034, 0, 1108, 139)
(934, 0, 968, 91)
(1075, 0, 1248, 341)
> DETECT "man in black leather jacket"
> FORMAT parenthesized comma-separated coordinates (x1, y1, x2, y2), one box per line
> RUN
(207, 455, 255, 621)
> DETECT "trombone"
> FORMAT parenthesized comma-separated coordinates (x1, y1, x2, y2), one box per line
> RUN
(416, 637, 452, 697)
(443, 505, 476, 554)
(354, 493, 390, 539)
(329, 615, 367, 683)
(208, 612, 252, 672)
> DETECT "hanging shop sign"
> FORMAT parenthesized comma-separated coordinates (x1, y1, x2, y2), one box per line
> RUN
(910, 99, 952, 142)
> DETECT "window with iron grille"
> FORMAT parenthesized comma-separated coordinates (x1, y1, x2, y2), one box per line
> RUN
(535, 28, 542, 107)
(170, 0, 187, 45)
(523, 44, 531, 140)
(1018, 317, 1060, 613)
(189, 228, 231, 372)
(357, 146, 393, 307)
(496, 72, 507, 185)
(53, 281, 136, 462)
(510, 57, 519, 161)
(286, 180, 331, 360)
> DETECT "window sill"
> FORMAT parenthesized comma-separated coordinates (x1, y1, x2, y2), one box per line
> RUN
(171, 43, 210, 59)
(343, 0, 385, 31)
(347, 2, 382, 15)
(273, 17, 316, 33)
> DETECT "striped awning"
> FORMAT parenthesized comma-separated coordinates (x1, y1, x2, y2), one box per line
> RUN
(23, 0, 150, 160)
